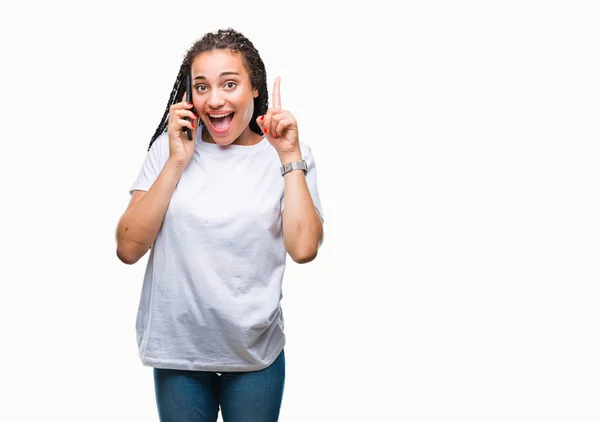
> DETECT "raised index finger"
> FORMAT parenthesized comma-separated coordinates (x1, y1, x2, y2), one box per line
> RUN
(272, 76, 281, 109)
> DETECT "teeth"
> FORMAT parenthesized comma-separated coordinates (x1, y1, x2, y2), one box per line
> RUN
(209, 112, 232, 118)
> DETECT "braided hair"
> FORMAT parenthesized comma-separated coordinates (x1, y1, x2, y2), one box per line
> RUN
(147, 28, 268, 151)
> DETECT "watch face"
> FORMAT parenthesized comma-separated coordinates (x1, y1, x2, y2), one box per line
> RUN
(281, 160, 307, 176)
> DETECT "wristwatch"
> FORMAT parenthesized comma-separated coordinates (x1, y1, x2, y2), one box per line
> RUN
(281, 160, 308, 176)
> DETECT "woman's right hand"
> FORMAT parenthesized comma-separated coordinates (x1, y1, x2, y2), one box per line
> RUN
(168, 93, 198, 168)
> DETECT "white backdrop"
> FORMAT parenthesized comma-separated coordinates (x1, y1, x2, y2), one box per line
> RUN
(0, 1, 598, 421)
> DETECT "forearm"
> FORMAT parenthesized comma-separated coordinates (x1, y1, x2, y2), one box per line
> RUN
(280, 152, 323, 263)
(116, 159, 185, 264)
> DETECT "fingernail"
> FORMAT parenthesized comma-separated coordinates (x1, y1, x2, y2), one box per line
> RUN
(264, 127, 269, 133)
(260, 115, 264, 121)
(187, 102, 193, 107)
(193, 114, 198, 119)
(191, 123, 195, 128)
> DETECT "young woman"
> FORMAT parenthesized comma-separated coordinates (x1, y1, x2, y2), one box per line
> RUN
(115, 28, 324, 421)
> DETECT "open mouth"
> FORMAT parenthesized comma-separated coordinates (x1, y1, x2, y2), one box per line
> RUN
(207, 112, 235, 134)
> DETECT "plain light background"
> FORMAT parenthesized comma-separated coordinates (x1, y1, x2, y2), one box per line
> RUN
(0, 1, 598, 421)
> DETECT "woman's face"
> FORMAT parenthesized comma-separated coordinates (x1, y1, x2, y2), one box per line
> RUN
(190, 49, 260, 145)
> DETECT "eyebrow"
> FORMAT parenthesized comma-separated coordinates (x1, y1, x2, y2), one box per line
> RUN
(193, 71, 240, 81)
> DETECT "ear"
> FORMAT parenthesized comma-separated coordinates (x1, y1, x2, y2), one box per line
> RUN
(252, 88, 259, 98)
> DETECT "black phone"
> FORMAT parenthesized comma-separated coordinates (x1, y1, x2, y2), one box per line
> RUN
(183, 73, 194, 140)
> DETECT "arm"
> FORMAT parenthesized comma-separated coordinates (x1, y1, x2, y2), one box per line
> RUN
(280, 151, 324, 264)
(115, 158, 185, 264)
(258, 77, 323, 263)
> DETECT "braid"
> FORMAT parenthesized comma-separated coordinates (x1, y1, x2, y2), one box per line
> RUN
(147, 28, 269, 151)
(147, 67, 186, 151)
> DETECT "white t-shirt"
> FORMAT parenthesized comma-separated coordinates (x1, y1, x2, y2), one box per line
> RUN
(129, 127, 324, 372)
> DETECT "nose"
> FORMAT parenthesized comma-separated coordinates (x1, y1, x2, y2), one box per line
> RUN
(207, 89, 225, 108)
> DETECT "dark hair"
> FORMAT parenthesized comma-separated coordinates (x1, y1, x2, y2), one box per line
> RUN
(147, 28, 268, 151)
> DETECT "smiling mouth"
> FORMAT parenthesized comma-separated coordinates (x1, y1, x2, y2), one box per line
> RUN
(208, 112, 235, 133)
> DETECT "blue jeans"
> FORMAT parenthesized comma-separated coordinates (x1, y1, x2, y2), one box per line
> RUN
(153, 349, 285, 422)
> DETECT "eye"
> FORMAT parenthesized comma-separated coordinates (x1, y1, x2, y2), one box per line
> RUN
(224, 81, 237, 89)
(195, 84, 207, 93)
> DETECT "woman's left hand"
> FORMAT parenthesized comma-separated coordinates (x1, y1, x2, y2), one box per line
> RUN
(257, 77, 300, 157)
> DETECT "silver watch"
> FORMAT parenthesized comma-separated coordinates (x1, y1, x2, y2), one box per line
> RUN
(280, 160, 307, 176)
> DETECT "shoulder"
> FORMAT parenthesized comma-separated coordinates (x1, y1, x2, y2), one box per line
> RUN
(298, 142, 319, 166)
(299, 141, 312, 154)
(258, 141, 318, 168)
(149, 132, 169, 154)
(144, 132, 171, 167)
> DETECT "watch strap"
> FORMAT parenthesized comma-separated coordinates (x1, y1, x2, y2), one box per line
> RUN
(280, 160, 307, 176)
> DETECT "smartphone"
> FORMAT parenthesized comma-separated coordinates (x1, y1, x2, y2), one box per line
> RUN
(183, 73, 194, 140)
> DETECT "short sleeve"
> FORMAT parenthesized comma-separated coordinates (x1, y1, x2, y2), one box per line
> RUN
(129, 133, 169, 195)
(281, 142, 324, 223)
